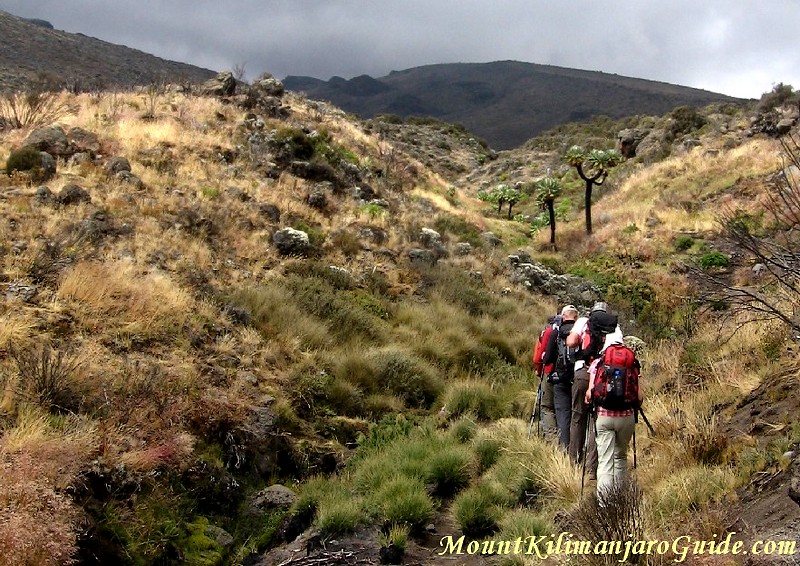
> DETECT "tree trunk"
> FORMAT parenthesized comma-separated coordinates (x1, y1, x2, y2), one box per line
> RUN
(584, 179, 594, 235)
(547, 200, 557, 249)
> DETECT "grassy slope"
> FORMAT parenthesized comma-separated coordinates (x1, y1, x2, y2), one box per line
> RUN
(0, 88, 797, 565)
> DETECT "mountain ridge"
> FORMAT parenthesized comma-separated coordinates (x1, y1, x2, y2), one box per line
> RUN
(285, 60, 744, 149)
(0, 9, 216, 91)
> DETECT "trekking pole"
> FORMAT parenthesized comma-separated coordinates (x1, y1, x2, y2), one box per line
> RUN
(633, 415, 637, 469)
(637, 406, 655, 436)
(528, 374, 544, 439)
(580, 404, 592, 496)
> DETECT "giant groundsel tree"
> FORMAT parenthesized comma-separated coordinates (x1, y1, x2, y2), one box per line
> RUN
(564, 145, 622, 235)
(535, 177, 563, 249)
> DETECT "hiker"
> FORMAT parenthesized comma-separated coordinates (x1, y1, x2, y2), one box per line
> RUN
(566, 302, 619, 479)
(542, 304, 578, 449)
(585, 327, 642, 496)
(532, 315, 558, 441)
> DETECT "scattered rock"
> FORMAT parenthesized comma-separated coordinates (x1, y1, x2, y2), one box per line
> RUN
(407, 248, 436, 266)
(273, 227, 311, 256)
(34, 185, 54, 204)
(248, 485, 297, 516)
(67, 127, 101, 155)
(482, 232, 502, 247)
(258, 203, 281, 223)
(57, 184, 91, 206)
(510, 261, 601, 306)
(105, 156, 132, 175)
(454, 242, 472, 256)
(6, 281, 38, 302)
(23, 125, 70, 157)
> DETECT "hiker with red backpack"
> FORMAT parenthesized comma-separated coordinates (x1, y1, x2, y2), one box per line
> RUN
(566, 302, 620, 480)
(530, 314, 559, 440)
(585, 327, 643, 497)
(541, 305, 579, 449)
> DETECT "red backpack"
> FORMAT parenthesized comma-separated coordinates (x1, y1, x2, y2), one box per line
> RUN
(591, 344, 640, 411)
(532, 316, 558, 377)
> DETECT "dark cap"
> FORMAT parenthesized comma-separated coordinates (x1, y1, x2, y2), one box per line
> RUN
(591, 301, 608, 313)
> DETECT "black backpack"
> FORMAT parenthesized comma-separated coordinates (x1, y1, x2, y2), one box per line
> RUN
(576, 310, 618, 362)
(548, 320, 576, 385)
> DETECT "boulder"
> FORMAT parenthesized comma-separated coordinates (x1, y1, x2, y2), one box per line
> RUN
(23, 125, 70, 157)
(67, 127, 101, 155)
(38, 151, 56, 181)
(482, 232, 502, 247)
(57, 184, 91, 206)
(6, 281, 38, 302)
(202, 71, 236, 97)
(34, 185, 55, 204)
(105, 156, 132, 175)
(454, 242, 472, 256)
(248, 485, 297, 516)
(273, 227, 310, 256)
(408, 248, 437, 266)
(252, 73, 285, 97)
(617, 128, 647, 158)
(776, 118, 796, 136)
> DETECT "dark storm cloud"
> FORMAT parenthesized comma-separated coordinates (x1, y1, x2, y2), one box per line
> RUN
(2, 0, 799, 98)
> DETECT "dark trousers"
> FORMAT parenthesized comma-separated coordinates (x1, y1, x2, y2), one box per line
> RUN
(569, 366, 597, 478)
(553, 381, 572, 449)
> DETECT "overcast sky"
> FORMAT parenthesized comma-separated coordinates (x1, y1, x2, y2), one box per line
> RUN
(2, 1, 799, 100)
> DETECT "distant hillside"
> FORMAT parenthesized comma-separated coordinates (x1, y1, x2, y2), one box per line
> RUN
(285, 61, 745, 149)
(0, 9, 216, 91)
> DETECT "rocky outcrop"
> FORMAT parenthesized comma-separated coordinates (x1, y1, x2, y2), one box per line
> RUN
(202, 71, 236, 97)
(509, 254, 601, 305)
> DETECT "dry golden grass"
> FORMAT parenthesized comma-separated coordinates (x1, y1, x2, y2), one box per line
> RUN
(56, 259, 194, 341)
(481, 418, 582, 510)
(0, 305, 38, 351)
(584, 138, 783, 258)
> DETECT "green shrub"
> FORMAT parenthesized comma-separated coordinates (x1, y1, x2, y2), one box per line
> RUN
(473, 437, 502, 473)
(315, 488, 365, 536)
(378, 523, 409, 551)
(368, 348, 442, 408)
(674, 234, 695, 251)
(699, 251, 730, 270)
(669, 105, 707, 137)
(285, 275, 386, 343)
(484, 456, 537, 507)
(426, 444, 474, 498)
(6, 145, 43, 177)
(283, 260, 355, 290)
(272, 126, 315, 161)
(433, 214, 484, 247)
(353, 414, 415, 455)
(287, 366, 333, 419)
(452, 483, 505, 538)
(653, 466, 733, 521)
(442, 380, 505, 421)
(449, 416, 477, 443)
(497, 509, 553, 544)
(371, 476, 434, 530)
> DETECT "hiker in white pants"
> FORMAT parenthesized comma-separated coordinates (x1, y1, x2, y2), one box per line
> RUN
(585, 329, 642, 497)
